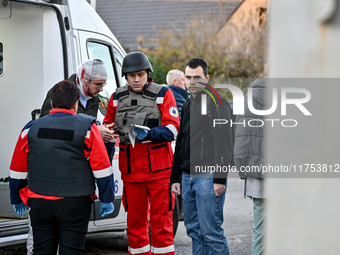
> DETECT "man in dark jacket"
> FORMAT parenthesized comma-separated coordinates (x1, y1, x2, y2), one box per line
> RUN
(40, 59, 114, 143)
(34, 59, 115, 255)
(166, 69, 189, 120)
(234, 78, 265, 255)
(9, 80, 115, 255)
(170, 58, 233, 255)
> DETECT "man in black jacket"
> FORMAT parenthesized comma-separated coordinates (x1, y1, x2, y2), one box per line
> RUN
(30, 59, 115, 255)
(170, 58, 233, 255)
(40, 59, 114, 143)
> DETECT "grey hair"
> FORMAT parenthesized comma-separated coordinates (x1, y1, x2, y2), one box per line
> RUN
(166, 69, 184, 85)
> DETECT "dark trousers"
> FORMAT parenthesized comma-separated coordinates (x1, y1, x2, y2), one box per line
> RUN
(29, 197, 92, 255)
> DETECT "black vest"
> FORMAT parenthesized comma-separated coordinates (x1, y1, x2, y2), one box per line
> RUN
(27, 113, 96, 197)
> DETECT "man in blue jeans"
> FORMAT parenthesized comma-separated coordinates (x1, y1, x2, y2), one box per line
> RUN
(170, 58, 233, 254)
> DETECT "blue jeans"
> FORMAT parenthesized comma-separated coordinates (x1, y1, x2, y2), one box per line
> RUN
(182, 173, 230, 255)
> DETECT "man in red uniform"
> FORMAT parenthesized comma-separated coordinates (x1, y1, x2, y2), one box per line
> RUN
(103, 51, 180, 255)
(9, 80, 115, 255)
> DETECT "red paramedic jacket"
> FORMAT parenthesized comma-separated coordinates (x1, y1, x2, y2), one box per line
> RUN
(103, 82, 180, 183)
(9, 109, 113, 206)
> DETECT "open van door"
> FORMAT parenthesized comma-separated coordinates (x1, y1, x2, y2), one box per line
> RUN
(77, 30, 126, 227)
(0, 0, 66, 217)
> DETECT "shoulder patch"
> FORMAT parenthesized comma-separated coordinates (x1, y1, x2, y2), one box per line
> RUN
(169, 106, 179, 118)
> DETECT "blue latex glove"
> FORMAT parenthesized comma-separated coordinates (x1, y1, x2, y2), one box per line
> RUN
(135, 128, 148, 140)
(13, 202, 29, 217)
(99, 202, 114, 217)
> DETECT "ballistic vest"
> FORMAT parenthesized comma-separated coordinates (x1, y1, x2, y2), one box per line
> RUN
(115, 83, 162, 143)
(27, 114, 96, 197)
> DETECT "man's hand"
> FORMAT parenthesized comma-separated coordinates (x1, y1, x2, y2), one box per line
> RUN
(98, 123, 115, 143)
(214, 183, 226, 196)
(99, 202, 115, 217)
(171, 183, 181, 196)
(13, 202, 29, 217)
(135, 128, 148, 140)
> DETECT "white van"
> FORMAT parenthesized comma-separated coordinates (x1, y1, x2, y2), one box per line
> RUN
(0, 0, 180, 248)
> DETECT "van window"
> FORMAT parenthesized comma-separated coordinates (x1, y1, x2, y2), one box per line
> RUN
(114, 51, 127, 87)
(87, 41, 118, 116)
(87, 41, 117, 98)
(0, 42, 3, 76)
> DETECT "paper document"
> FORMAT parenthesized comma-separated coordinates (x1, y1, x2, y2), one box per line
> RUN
(112, 124, 150, 148)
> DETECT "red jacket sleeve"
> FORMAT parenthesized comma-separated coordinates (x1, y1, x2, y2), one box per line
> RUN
(9, 124, 31, 204)
(86, 123, 115, 203)
(103, 92, 117, 125)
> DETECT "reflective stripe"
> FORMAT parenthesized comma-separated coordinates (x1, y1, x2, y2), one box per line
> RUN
(10, 170, 28, 180)
(93, 166, 112, 178)
(21, 128, 29, 139)
(166, 124, 178, 138)
(151, 244, 174, 254)
(128, 244, 150, 254)
(156, 97, 164, 104)
(85, 130, 91, 139)
(113, 99, 118, 107)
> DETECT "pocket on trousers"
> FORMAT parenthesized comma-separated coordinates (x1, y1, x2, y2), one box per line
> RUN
(148, 142, 172, 172)
(118, 144, 131, 174)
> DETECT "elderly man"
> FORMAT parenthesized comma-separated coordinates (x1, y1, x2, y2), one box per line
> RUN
(166, 69, 189, 121)
(40, 59, 114, 143)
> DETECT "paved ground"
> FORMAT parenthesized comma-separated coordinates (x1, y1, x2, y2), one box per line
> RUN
(0, 178, 254, 255)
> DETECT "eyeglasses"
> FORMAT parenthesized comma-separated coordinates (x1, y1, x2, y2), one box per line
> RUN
(85, 79, 107, 90)
(93, 82, 107, 90)
(185, 75, 203, 81)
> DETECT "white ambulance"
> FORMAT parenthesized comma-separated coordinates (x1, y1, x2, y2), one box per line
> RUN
(0, 0, 179, 247)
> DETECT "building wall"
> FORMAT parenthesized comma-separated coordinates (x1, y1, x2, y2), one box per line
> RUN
(228, 0, 267, 25)
(217, 0, 268, 63)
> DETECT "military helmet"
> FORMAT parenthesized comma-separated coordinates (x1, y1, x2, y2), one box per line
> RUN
(121, 51, 153, 77)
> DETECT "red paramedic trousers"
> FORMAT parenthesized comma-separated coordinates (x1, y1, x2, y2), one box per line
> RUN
(123, 178, 175, 255)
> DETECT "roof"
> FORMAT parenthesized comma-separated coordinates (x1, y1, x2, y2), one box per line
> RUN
(96, 0, 244, 51)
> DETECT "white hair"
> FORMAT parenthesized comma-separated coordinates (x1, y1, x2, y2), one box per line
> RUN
(166, 69, 184, 85)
